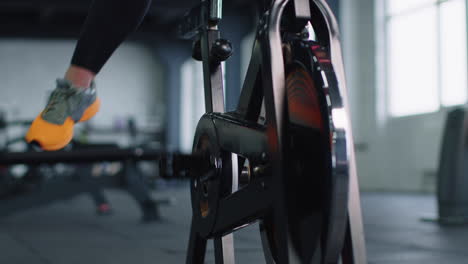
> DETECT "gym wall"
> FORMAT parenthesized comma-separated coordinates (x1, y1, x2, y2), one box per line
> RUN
(0, 39, 164, 146)
(341, 0, 447, 192)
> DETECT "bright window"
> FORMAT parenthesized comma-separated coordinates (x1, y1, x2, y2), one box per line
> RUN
(385, 0, 467, 117)
(387, 0, 436, 14)
(440, 0, 468, 106)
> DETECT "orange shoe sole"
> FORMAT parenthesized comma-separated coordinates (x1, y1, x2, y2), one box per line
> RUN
(25, 116, 75, 151)
(79, 98, 101, 122)
(25, 98, 101, 151)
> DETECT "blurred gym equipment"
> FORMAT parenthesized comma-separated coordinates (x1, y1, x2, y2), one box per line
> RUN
(436, 107, 468, 224)
(0, 118, 160, 221)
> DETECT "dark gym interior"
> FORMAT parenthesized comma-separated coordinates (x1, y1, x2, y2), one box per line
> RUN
(1, 0, 468, 263)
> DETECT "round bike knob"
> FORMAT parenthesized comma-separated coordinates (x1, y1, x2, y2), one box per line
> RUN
(211, 38, 233, 62)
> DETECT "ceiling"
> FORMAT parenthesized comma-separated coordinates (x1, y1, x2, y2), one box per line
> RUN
(0, 0, 255, 38)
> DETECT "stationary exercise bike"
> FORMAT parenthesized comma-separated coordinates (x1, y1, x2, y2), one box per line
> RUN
(0, 0, 366, 262)
(180, 0, 366, 263)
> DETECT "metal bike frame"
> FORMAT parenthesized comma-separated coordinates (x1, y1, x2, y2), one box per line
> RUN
(185, 0, 367, 263)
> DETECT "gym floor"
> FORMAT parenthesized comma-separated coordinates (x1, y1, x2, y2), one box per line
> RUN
(0, 183, 467, 264)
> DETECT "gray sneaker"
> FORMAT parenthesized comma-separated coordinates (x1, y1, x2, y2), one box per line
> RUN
(26, 79, 101, 151)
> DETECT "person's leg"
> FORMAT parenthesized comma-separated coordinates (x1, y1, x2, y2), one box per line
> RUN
(64, 66, 96, 88)
(70, 0, 153, 78)
(26, 0, 152, 150)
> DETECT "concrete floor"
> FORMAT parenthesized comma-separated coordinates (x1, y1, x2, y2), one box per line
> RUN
(0, 184, 467, 264)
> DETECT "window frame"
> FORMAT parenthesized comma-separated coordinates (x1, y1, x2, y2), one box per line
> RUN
(381, 0, 468, 118)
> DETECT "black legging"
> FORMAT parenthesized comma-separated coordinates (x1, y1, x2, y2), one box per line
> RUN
(71, 0, 152, 74)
